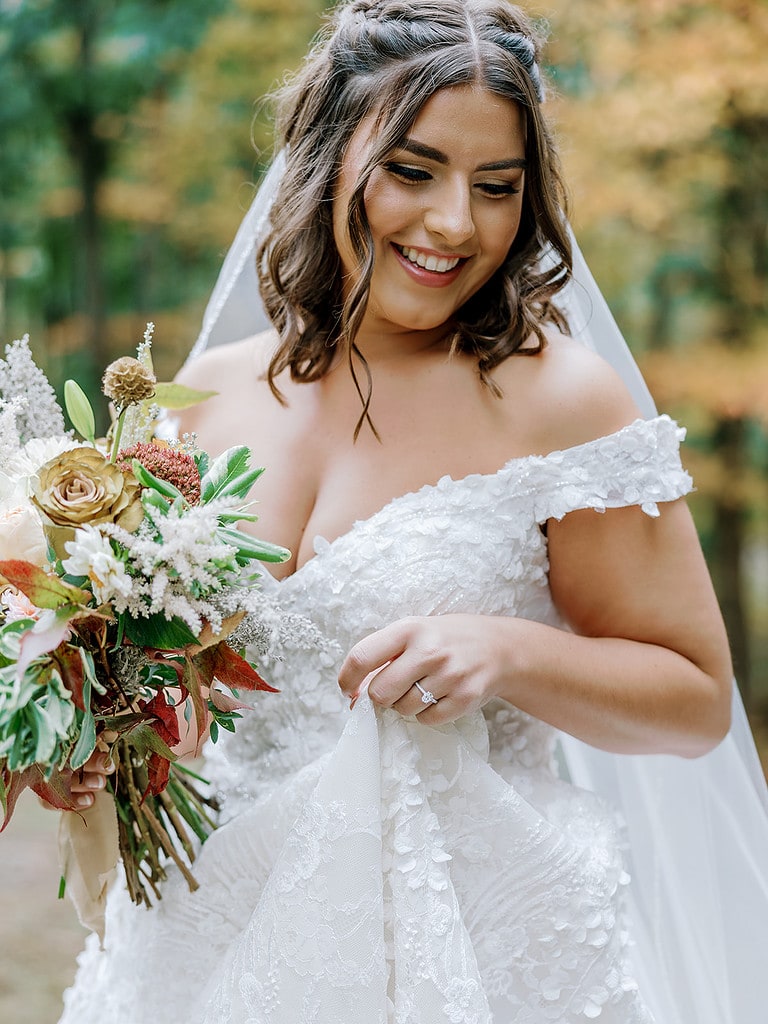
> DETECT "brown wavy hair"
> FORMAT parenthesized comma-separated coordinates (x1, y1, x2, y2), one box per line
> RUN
(258, 0, 572, 437)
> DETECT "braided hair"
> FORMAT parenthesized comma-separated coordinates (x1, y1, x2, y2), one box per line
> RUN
(259, 0, 571, 436)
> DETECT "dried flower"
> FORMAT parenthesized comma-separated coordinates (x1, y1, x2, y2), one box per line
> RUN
(102, 357, 156, 408)
(117, 441, 201, 504)
(31, 447, 144, 532)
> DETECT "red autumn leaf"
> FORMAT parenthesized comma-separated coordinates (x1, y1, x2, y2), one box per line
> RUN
(197, 642, 279, 694)
(140, 692, 181, 748)
(181, 655, 211, 740)
(28, 766, 77, 812)
(0, 560, 90, 609)
(1, 765, 76, 831)
(209, 687, 254, 714)
(143, 752, 170, 798)
(53, 645, 86, 710)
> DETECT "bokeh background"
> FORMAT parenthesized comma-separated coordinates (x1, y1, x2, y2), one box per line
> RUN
(1, 1, 766, 1021)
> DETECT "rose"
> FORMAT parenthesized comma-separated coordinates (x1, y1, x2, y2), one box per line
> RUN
(31, 447, 144, 535)
(0, 504, 48, 567)
(0, 586, 42, 622)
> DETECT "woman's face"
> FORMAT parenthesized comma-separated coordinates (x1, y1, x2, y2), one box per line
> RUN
(332, 84, 527, 339)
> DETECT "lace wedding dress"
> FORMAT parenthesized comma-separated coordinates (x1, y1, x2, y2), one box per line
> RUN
(59, 415, 692, 1024)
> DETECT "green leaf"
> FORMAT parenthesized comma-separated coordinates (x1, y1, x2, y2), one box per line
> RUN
(70, 678, 95, 770)
(124, 722, 177, 762)
(69, 712, 96, 770)
(132, 460, 187, 503)
(31, 702, 58, 765)
(152, 382, 217, 410)
(122, 613, 198, 650)
(216, 510, 260, 525)
(200, 446, 251, 503)
(214, 467, 265, 502)
(216, 526, 290, 564)
(193, 451, 210, 479)
(141, 488, 172, 517)
(0, 560, 91, 610)
(63, 379, 96, 444)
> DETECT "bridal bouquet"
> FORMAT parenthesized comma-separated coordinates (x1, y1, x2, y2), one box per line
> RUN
(0, 328, 288, 910)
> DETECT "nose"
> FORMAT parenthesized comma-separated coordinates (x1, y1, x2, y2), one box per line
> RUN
(423, 177, 475, 247)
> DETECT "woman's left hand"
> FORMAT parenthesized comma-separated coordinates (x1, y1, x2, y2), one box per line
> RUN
(338, 614, 511, 724)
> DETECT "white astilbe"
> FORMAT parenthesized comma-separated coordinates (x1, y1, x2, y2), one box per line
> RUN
(102, 500, 244, 634)
(0, 336, 65, 442)
(0, 396, 25, 466)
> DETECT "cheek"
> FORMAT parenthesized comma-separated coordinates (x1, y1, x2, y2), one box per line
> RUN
(364, 177, 413, 247)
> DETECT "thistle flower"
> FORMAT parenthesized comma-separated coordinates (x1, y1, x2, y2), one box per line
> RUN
(117, 441, 201, 504)
(102, 357, 156, 409)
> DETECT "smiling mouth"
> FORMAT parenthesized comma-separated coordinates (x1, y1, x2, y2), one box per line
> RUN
(394, 245, 463, 274)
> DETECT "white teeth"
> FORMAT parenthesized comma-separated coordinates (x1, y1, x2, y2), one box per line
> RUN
(400, 246, 460, 273)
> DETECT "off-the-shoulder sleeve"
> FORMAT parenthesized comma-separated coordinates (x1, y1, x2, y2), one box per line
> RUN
(528, 414, 693, 523)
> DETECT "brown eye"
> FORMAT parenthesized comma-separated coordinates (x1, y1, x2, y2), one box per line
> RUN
(384, 162, 432, 183)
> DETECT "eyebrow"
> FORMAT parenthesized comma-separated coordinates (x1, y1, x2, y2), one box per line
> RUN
(398, 138, 527, 171)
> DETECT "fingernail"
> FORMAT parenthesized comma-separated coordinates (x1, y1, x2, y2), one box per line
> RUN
(85, 776, 105, 790)
(76, 795, 93, 808)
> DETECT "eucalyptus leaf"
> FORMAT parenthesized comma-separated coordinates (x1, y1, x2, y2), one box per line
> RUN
(64, 379, 96, 444)
(69, 676, 95, 770)
(70, 710, 97, 770)
(153, 381, 217, 410)
(31, 703, 58, 765)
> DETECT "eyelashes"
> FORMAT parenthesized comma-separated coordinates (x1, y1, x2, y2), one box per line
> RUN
(382, 162, 521, 197)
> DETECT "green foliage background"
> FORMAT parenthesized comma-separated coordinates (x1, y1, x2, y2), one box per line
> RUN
(1, 0, 767, 713)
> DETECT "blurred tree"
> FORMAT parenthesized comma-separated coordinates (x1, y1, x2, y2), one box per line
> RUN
(0, 0, 226, 394)
(0, 0, 329, 387)
(546, 0, 768, 700)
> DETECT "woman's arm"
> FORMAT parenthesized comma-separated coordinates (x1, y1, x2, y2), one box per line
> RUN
(337, 499, 732, 759)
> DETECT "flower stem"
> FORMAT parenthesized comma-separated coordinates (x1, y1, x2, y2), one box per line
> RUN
(109, 407, 127, 463)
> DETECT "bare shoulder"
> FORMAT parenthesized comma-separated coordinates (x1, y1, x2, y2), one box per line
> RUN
(173, 330, 279, 455)
(496, 329, 645, 456)
(175, 330, 277, 391)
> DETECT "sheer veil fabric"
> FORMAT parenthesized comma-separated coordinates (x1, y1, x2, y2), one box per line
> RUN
(188, 157, 768, 1023)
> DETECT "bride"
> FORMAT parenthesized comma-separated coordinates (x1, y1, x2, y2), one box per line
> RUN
(60, 2, 768, 1022)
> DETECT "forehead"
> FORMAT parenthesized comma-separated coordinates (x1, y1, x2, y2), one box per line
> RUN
(344, 84, 526, 170)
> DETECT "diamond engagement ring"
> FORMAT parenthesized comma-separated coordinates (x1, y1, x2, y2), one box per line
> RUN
(414, 681, 439, 706)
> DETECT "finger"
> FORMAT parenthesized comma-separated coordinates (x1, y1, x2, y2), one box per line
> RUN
(82, 750, 115, 775)
(391, 681, 441, 717)
(339, 621, 414, 698)
(366, 649, 432, 708)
